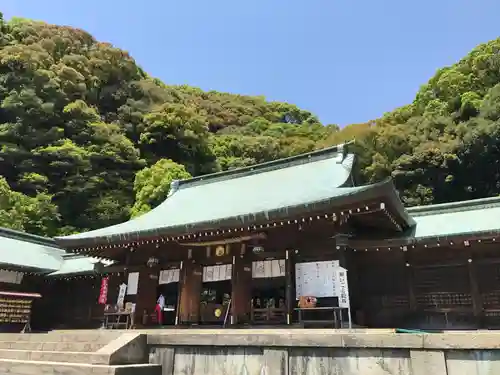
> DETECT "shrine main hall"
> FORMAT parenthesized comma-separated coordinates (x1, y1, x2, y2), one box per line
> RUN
(7, 142, 500, 331)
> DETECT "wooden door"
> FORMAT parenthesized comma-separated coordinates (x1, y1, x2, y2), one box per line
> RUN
(178, 262, 202, 324)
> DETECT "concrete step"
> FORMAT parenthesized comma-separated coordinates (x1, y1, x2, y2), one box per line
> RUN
(0, 332, 121, 343)
(0, 349, 109, 364)
(0, 358, 161, 375)
(0, 341, 104, 352)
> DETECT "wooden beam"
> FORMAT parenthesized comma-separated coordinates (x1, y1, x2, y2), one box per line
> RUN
(179, 232, 267, 247)
(103, 261, 182, 274)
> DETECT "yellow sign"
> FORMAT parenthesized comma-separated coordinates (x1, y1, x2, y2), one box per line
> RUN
(214, 308, 222, 317)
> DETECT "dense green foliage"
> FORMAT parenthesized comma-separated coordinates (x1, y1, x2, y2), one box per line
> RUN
(2, 12, 500, 236)
(131, 159, 191, 218)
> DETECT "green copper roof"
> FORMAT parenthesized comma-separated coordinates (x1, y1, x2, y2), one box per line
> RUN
(407, 196, 500, 240)
(0, 228, 103, 275)
(56, 144, 378, 247)
(47, 255, 109, 277)
(351, 196, 500, 248)
(0, 228, 62, 271)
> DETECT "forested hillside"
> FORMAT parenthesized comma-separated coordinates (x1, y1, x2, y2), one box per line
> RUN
(1, 12, 500, 237)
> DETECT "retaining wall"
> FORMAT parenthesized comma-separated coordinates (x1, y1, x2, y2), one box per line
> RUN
(148, 329, 500, 375)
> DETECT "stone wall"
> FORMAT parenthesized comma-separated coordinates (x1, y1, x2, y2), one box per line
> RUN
(147, 329, 500, 375)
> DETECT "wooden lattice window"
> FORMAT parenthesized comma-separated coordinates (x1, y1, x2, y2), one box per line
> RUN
(414, 265, 470, 293)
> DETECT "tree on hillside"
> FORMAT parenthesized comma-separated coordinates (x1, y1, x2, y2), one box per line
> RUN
(131, 159, 192, 218)
(0, 177, 59, 235)
(4, 15, 500, 235)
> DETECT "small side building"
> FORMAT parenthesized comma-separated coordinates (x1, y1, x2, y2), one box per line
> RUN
(351, 196, 500, 329)
(0, 228, 111, 331)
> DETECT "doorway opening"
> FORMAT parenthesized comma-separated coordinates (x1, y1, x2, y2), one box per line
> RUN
(200, 264, 232, 325)
(251, 259, 287, 324)
(156, 268, 180, 326)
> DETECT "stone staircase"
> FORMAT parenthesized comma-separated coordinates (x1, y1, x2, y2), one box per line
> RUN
(0, 331, 161, 374)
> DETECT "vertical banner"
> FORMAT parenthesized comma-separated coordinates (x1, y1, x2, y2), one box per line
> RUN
(117, 283, 127, 308)
(126, 272, 139, 295)
(336, 268, 350, 308)
(98, 276, 109, 305)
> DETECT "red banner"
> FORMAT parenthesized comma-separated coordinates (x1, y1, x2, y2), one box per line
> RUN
(98, 277, 109, 305)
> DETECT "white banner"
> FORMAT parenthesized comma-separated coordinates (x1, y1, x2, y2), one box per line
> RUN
(0, 271, 23, 284)
(336, 268, 350, 308)
(117, 283, 127, 308)
(202, 264, 232, 282)
(126, 272, 139, 295)
(159, 269, 180, 285)
(252, 260, 285, 278)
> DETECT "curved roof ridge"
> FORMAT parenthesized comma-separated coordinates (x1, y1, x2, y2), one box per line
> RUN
(175, 142, 355, 190)
(56, 141, 390, 248)
(408, 195, 500, 217)
(0, 227, 61, 249)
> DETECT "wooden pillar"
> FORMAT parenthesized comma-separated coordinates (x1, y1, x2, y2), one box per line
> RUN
(178, 261, 202, 324)
(175, 261, 184, 325)
(231, 255, 237, 325)
(285, 249, 294, 325)
(405, 250, 417, 312)
(468, 257, 482, 319)
(231, 245, 252, 325)
(335, 234, 350, 268)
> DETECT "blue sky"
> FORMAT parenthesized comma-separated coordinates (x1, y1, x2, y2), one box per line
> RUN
(2, 0, 500, 126)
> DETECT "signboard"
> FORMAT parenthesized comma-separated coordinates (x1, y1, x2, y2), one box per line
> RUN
(126, 272, 139, 295)
(98, 276, 109, 305)
(295, 260, 340, 299)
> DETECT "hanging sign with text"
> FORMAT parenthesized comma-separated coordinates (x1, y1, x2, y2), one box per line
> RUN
(98, 277, 109, 305)
(336, 268, 350, 308)
(117, 283, 127, 308)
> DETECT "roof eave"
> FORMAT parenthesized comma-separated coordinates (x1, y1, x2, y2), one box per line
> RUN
(385, 182, 416, 229)
(0, 227, 60, 248)
(349, 229, 500, 250)
(0, 262, 58, 274)
(55, 179, 404, 249)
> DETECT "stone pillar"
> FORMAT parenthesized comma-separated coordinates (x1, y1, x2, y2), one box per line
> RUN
(149, 347, 175, 375)
(262, 348, 288, 375)
(410, 350, 447, 375)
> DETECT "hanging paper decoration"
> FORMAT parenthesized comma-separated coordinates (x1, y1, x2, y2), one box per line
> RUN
(252, 260, 286, 279)
(202, 264, 232, 282)
(159, 269, 180, 285)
